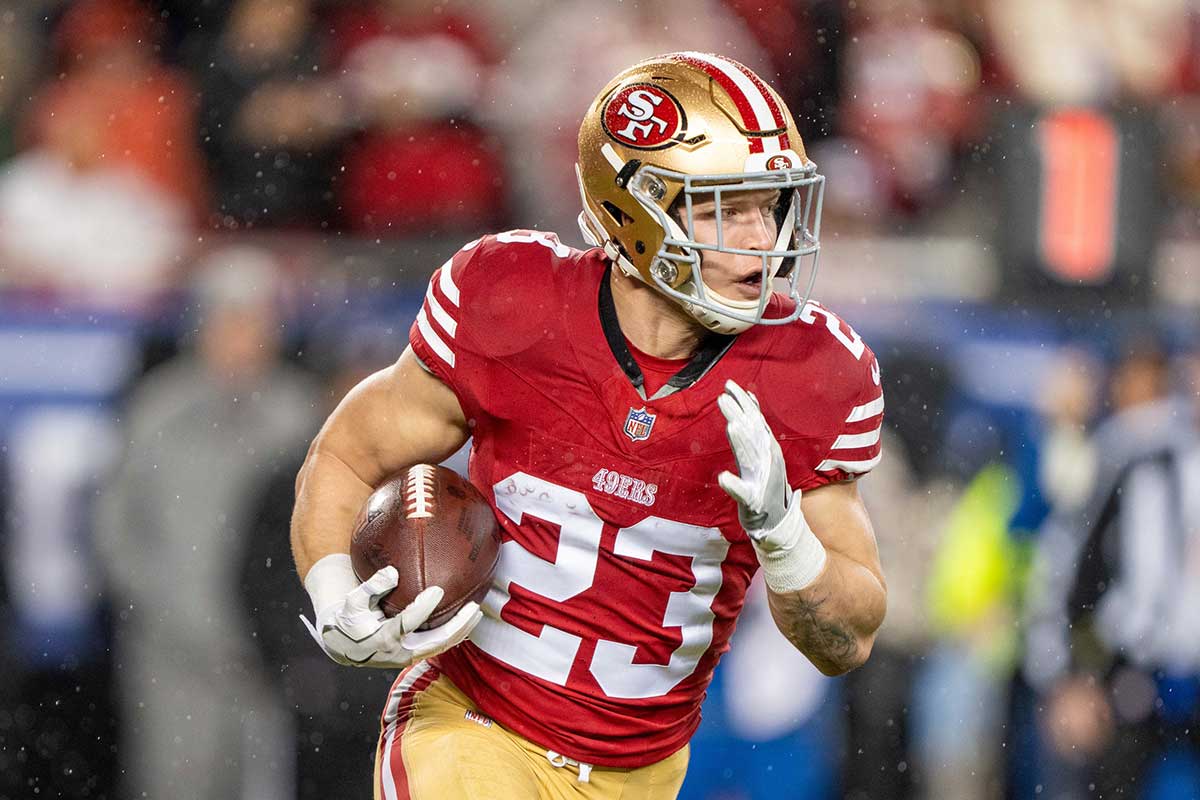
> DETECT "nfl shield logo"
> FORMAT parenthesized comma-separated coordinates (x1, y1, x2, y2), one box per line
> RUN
(623, 407, 656, 442)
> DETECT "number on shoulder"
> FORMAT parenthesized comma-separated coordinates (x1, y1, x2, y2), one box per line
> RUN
(495, 229, 572, 258)
(798, 301, 866, 360)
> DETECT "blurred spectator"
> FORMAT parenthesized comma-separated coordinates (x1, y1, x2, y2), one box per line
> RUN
(1025, 338, 1200, 798)
(0, 5, 43, 166)
(193, 0, 349, 229)
(1035, 348, 1102, 514)
(832, 0, 982, 222)
(983, 0, 1193, 107)
(329, 0, 508, 236)
(31, 0, 207, 214)
(240, 321, 399, 800)
(1, 408, 124, 798)
(0, 0, 203, 300)
(917, 457, 1020, 800)
(843, 430, 959, 800)
(96, 246, 319, 799)
(485, 0, 768, 236)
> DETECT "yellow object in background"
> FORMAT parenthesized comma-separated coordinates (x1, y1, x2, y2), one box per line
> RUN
(926, 463, 1025, 670)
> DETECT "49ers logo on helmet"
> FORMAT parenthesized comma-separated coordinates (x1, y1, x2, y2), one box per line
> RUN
(602, 84, 685, 150)
(766, 154, 794, 170)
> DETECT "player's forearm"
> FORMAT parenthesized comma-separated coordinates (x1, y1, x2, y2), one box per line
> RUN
(290, 442, 375, 580)
(290, 353, 471, 581)
(766, 549, 886, 676)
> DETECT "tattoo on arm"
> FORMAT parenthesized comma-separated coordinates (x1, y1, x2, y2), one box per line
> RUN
(777, 591, 858, 666)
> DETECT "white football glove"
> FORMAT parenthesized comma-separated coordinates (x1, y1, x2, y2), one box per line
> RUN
(717, 380, 828, 592)
(300, 553, 482, 669)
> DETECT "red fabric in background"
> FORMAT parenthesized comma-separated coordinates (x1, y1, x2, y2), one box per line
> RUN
(324, 6, 499, 67)
(323, 4, 506, 235)
(340, 123, 506, 236)
(27, 0, 208, 222)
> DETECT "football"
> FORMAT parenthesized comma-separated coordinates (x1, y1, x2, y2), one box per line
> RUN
(350, 464, 502, 630)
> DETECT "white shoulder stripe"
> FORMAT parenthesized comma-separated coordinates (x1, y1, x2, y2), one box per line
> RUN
(845, 395, 885, 423)
(817, 453, 883, 474)
(831, 426, 881, 451)
(425, 283, 457, 337)
(415, 308, 455, 368)
(438, 260, 460, 307)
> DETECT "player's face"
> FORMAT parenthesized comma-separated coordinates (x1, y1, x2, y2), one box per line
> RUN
(685, 189, 782, 302)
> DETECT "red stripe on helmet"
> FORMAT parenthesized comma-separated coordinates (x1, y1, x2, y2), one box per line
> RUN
(728, 61, 791, 151)
(669, 53, 765, 153)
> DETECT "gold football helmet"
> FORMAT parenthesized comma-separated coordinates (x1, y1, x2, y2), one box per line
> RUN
(577, 52, 824, 334)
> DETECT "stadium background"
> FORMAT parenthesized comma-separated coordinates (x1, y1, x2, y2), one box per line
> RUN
(1, 0, 1199, 798)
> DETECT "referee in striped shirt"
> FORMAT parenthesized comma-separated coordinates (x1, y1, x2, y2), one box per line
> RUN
(1025, 341, 1200, 797)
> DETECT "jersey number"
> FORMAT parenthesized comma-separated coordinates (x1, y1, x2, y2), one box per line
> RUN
(469, 472, 730, 699)
(800, 302, 866, 359)
(495, 229, 572, 258)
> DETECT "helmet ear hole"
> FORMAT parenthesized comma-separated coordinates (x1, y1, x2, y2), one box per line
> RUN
(601, 201, 633, 227)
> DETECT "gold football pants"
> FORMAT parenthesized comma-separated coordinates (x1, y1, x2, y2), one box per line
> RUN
(374, 662, 689, 800)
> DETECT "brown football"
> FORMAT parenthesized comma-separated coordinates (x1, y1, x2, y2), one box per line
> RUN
(350, 464, 501, 630)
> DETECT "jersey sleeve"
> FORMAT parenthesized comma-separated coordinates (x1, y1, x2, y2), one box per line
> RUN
(408, 229, 574, 420)
(770, 303, 886, 492)
(806, 349, 884, 487)
(408, 236, 487, 416)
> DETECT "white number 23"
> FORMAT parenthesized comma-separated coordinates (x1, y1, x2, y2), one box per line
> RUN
(469, 472, 730, 700)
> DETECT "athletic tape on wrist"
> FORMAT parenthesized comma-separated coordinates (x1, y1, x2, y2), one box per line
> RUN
(753, 498, 828, 593)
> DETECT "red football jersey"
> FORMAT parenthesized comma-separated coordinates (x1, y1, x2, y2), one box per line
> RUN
(407, 230, 883, 767)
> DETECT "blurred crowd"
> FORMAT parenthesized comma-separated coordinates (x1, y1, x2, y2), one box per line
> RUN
(0, 0, 1196, 299)
(1, 0, 1200, 799)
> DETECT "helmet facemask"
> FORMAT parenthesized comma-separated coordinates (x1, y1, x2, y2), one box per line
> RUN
(625, 162, 825, 334)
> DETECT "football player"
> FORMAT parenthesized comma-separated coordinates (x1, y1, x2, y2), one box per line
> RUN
(292, 52, 886, 799)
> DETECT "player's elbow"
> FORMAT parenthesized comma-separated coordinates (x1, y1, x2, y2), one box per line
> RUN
(845, 632, 876, 673)
(814, 660, 854, 678)
(812, 633, 875, 676)
(816, 591, 885, 676)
